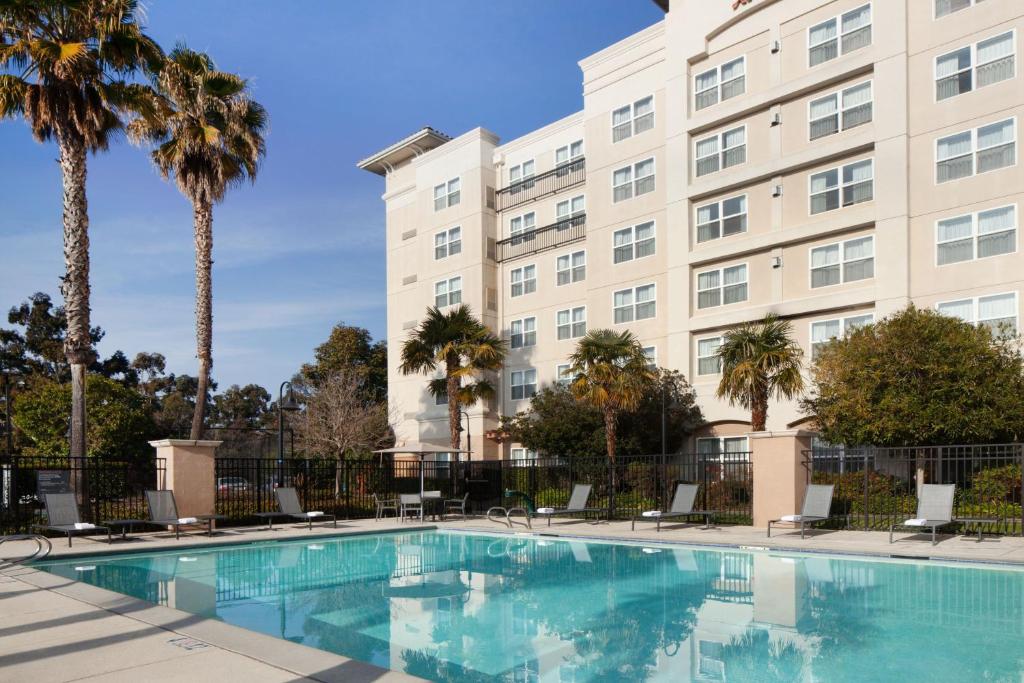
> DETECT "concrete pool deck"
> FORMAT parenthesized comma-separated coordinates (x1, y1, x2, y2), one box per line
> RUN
(3, 516, 1024, 682)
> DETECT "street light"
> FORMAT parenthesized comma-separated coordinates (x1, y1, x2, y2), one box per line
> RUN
(277, 381, 301, 486)
(2, 371, 24, 457)
(459, 409, 471, 458)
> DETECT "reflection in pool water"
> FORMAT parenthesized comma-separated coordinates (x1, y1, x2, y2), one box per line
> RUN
(38, 530, 1024, 682)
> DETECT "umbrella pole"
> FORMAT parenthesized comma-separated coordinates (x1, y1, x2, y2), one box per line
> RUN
(420, 454, 425, 521)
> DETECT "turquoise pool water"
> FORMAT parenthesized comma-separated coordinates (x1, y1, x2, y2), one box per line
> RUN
(37, 530, 1024, 682)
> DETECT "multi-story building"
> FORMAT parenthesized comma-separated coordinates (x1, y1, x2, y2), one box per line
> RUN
(358, 0, 1023, 461)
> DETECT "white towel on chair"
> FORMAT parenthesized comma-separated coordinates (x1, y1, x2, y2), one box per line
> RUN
(642, 511, 662, 518)
(178, 517, 199, 524)
(781, 515, 802, 522)
(536, 507, 555, 514)
(306, 511, 324, 517)
(73, 522, 96, 530)
(904, 518, 928, 526)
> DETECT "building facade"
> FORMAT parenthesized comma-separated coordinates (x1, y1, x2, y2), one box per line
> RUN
(358, 0, 1023, 460)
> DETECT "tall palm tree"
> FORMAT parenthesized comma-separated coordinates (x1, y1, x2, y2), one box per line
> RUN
(1, 0, 162, 457)
(399, 305, 505, 451)
(716, 313, 804, 432)
(127, 45, 267, 439)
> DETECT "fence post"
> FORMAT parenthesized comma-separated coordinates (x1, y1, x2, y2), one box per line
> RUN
(344, 459, 351, 519)
(863, 448, 870, 530)
(748, 430, 816, 528)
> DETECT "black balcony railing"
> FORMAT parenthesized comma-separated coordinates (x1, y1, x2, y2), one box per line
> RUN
(496, 213, 586, 262)
(495, 157, 585, 212)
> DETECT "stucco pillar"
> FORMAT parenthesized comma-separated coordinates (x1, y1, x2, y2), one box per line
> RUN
(749, 430, 816, 528)
(149, 439, 222, 517)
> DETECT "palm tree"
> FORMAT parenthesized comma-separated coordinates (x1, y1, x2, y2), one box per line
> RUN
(1, 0, 162, 457)
(127, 45, 267, 439)
(716, 313, 804, 432)
(399, 305, 505, 451)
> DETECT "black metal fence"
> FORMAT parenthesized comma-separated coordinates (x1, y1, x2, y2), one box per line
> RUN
(0, 456, 165, 534)
(805, 444, 1023, 534)
(495, 158, 585, 212)
(495, 214, 586, 262)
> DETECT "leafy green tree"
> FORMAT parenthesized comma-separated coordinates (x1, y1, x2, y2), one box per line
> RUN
(209, 383, 271, 428)
(400, 305, 505, 450)
(127, 45, 267, 440)
(1, 0, 163, 457)
(802, 306, 1024, 446)
(717, 313, 804, 432)
(619, 369, 704, 454)
(300, 323, 387, 401)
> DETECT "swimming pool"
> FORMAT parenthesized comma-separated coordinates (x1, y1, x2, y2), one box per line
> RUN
(37, 530, 1024, 682)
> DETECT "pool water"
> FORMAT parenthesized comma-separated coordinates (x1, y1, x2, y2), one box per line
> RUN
(37, 530, 1024, 682)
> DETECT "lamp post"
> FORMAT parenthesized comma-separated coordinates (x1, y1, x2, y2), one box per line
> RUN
(2, 372, 21, 457)
(459, 409, 471, 458)
(277, 381, 301, 487)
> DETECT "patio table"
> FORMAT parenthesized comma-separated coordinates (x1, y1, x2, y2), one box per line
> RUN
(101, 518, 150, 540)
(954, 516, 1001, 542)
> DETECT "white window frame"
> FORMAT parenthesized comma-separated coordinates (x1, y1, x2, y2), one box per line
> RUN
(612, 284, 657, 324)
(433, 177, 460, 211)
(935, 117, 1017, 184)
(694, 126, 746, 177)
(807, 80, 873, 141)
(611, 95, 655, 142)
(934, 0, 987, 20)
(556, 194, 586, 222)
(509, 316, 537, 350)
(509, 211, 536, 240)
(696, 336, 723, 376)
(696, 437, 750, 465)
(434, 276, 462, 308)
(434, 226, 462, 260)
(510, 369, 538, 402)
(809, 314, 874, 359)
(555, 363, 572, 387)
(613, 220, 656, 264)
(694, 56, 746, 111)
(807, 3, 872, 69)
(696, 264, 748, 310)
(809, 236, 875, 289)
(509, 160, 536, 191)
(808, 158, 874, 215)
(936, 291, 1018, 335)
(555, 140, 584, 167)
(611, 157, 655, 203)
(509, 264, 537, 298)
(556, 250, 586, 286)
(510, 447, 537, 463)
(935, 204, 1018, 266)
(556, 306, 587, 341)
(934, 30, 1016, 102)
(695, 194, 748, 243)
(642, 346, 657, 370)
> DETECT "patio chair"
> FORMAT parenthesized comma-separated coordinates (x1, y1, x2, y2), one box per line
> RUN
(444, 493, 469, 519)
(399, 493, 423, 522)
(889, 484, 956, 546)
(373, 493, 399, 520)
(632, 483, 716, 531)
(33, 493, 111, 547)
(535, 484, 605, 526)
(145, 490, 217, 540)
(266, 487, 337, 530)
(768, 484, 836, 539)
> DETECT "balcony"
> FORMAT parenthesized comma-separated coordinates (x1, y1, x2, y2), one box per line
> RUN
(495, 214, 586, 263)
(495, 158, 585, 212)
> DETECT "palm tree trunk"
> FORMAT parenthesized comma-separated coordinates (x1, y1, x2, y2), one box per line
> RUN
(751, 388, 768, 432)
(604, 407, 617, 518)
(189, 199, 214, 439)
(446, 358, 460, 451)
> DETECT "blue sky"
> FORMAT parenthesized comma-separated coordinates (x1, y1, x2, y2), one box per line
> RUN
(0, 0, 663, 391)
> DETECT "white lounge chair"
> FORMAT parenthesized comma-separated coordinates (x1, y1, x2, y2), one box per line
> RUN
(889, 484, 956, 546)
(535, 484, 605, 526)
(767, 484, 836, 539)
(632, 483, 716, 531)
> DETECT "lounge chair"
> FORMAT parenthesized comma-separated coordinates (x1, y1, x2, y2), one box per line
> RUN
(145, 490, 220, 539)
(255, 487, 336, 530)
(768, 484, 836, 539)
(444, 493, 469, 519)
(33, 493, 111, 547)
(889, 483, 956, 546)
(632, 483, 716, 531)
(373, 493, 398, 520)
(399, 493, 423, 521)
(535, 484, 605, 526)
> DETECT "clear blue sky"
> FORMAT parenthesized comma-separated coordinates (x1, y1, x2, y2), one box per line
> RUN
(0, 0, 663, 392)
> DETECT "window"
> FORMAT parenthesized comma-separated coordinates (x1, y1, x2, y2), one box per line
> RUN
(936, 118, 1017, 183)
(694, 56, 746, 111)
(809, 158, 873, 214)
(697, 265, 747, 309)
(555, 140, 583, 167)
(612, 95, 654, 142)
(510, 369, 538, 401)
(696, 195, 747, 243)
(509, 211, 536, 243)
(511, 447, 537, 463)
(935, 0, 986, 20)
(434, 227, 461, 260)
(613, 221, 656, 263)
(613, 284, 656, 323)
(556, 251, 586, 285)
(810, 314, 874, 359)
(509, 160, 535, 192)
(555, 364, 572, 387)
(697, 437, 749, 458)
(434, 383, 448, 405)
(695, 126, 745, 177)
(808, 3, 871, 67)
(937, 292, 1018, 335)
(810, 236, 874, 288)
(556, 307, 586, 340)
(556, 195, 585, 224)
(510, 317, 537, 349)
(642, 346, 657, 370)
(434, 276, 462, 308)
(697, 337, 722, 376)
(433, 177, 460, 211)
(937, 205, 1017, 265)
(612, 158, 655, 202)
(809, 81, 872, 140)
(936, 32, 1015, 101)
(510, 265, 536, 298)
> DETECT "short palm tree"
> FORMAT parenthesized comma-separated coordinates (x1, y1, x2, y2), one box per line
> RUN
(716, 314, 804, 432)
(399, 305, 505, 451)
(128, 45, 267, 439)
(1, 0, 162, 456)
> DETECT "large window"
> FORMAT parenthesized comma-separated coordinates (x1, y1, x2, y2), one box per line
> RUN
(434, 276, 462, 308)
(556, 307, 586, 340)
(697, 337, 722, 376)
(642, 346, 657, 370)
(937, 292, 1018, 335)
(555, 364, 572, 387)
(613, 221, 656, 263)
(936, 32, 1015, 101)
(613, 284, 656, 324)
(434, 226, 461, 260)
(509, 160, 535, 192)
(937, 205, 1017, 265)
(696, 195, 747, 243)
(695, 126, 745, 177)
(694, 56, 746, 111)
(511, 447, 537, 463)
(810, 236, 874, 288)
(612, 95, 654, 142)
(510, 317, 537, 349)
(509, 211, 536, 242)
(808, 3, 871, 68)
(697, 265, 747, 309)
(935, 0, 987, 20)
(809, 81, 872, 140)
(555, 140, 583, 167)
(556, 195, 585, 223)
(433, 177, 460, 211)
(810, 314, 874, 358)
(510, 264, 536, 298)
(612, 158, 655, 202)
(556, 250, 586, 285)
(510, 369, 538, 401)
(937, 118, 1017, 183)
(809, 158, 873, 214)
(697, 437, 749, 459)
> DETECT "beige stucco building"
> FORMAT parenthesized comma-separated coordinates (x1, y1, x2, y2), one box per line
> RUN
(358, 0, 1023, 461)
